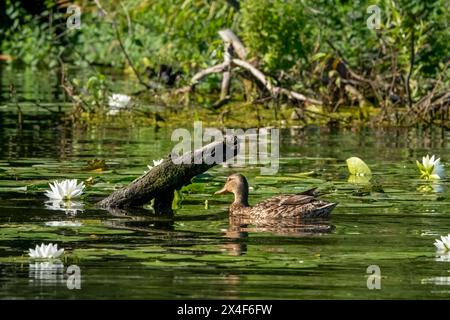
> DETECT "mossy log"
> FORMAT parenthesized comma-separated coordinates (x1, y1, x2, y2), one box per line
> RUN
(98, 136, 239, 214)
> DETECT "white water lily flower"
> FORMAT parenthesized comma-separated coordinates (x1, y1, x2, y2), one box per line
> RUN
(28, 243, 64, 259)
(45, 179, 85, 200)
(144, 158, 164, 173)
(108, 93, 131, 109)
(434, 234, 450, 252)
(417, 154, 444, 180)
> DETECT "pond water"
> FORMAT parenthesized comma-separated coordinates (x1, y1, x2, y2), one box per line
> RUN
(1, 67, 450, 299)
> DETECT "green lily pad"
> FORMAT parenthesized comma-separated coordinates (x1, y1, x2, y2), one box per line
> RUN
(346, 157, 372, 176)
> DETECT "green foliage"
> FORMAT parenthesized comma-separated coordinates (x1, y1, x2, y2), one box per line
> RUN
(240, 0, 311, 72)
(134, 0, 237, 69)
(309, 0, 449, 96)
(0, 0, 72, 67)
(71, 74, 108, 112)
(3, 0, 448, 79)
(1, 0, 449, 123)
(69, 0, 237, 72)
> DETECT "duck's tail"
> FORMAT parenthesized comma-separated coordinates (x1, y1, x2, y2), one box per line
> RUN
(307, 201, 337, 218)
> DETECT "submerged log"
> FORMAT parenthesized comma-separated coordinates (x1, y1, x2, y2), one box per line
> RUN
(98, 136, 239, 213)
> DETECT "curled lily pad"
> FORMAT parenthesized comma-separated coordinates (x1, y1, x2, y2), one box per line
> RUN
(346, 157, 371, 176)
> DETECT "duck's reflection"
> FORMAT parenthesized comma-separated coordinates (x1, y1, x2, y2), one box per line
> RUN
(221, 219, 249, 256)
(102, 207, 334, 257)
(220, 215, 334, 256)
(220, 273, 241, 299)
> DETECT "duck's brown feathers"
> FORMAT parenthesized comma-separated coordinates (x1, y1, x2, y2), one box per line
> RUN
(231, 188, 336, 219)
(216, 174, 337, 219)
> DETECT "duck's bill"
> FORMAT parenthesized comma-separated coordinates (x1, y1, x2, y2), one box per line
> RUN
(214, 187, 228, 195)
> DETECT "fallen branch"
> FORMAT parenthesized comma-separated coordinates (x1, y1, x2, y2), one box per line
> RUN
(218, 29, 247, 60)
(405, 30, 415, 110)
(232, 59, 323, 105)
(98, 136, 239, 214)
(176, 29, 322, 106)
(220, 40, 233, 100)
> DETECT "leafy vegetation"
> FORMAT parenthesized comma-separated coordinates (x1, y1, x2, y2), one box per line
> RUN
(0, 0, 449, 126)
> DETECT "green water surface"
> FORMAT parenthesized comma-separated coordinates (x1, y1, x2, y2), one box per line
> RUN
(1, 67, 450, 299)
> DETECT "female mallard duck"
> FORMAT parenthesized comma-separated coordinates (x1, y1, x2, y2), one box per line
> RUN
(215, 173, 337, 219)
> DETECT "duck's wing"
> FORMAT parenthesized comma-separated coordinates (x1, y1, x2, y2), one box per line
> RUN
(254, 193, 316, 209)
(255, 188, 317, 206)
(252, 191, 335, 219)
(279, 194, 316, 206)
(264, 188, 318, 206)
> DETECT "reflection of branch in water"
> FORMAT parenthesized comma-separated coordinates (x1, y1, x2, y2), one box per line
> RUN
(103, 207, 175, 232)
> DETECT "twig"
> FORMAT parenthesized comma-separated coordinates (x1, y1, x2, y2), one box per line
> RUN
(120, 1, 133, 38)
(93, 0, 107, 15)
(94, 0, 151, 90)
(218, 29, 247, 60)
(211, 96, 231, 109)
(232, 59, 323, 105)
(304, 108, 350, 124)
(220, 42, 233, 100)
(175, 62, 229, 93)
(326, 39, 383, 105)
(33, 101, 60, 114)
(403, 60, 450, 122)
(405, 29, 415, 110)
(113, 22, 151, 90)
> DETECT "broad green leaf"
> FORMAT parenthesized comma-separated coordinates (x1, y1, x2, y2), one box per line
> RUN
(346, 157, 372, 176)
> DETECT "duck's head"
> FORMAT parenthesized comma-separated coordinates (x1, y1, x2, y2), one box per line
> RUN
(215, 173, 249, 206)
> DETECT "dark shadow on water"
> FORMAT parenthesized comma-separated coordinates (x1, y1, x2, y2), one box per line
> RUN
(102, 206, 175, 232)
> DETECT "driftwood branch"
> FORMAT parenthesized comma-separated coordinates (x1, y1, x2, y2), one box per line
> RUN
(176, 29, 322, 105)
(405, 30, 415, 110)
(218, 29, 247, 60)
(232, 59, 323, 105)
(175, 62, 229, 94)
(98, 136, 239, 213)
(220, 41, 233, 100)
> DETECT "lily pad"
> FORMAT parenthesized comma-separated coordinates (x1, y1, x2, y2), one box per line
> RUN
(346, 157, 372, 176)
